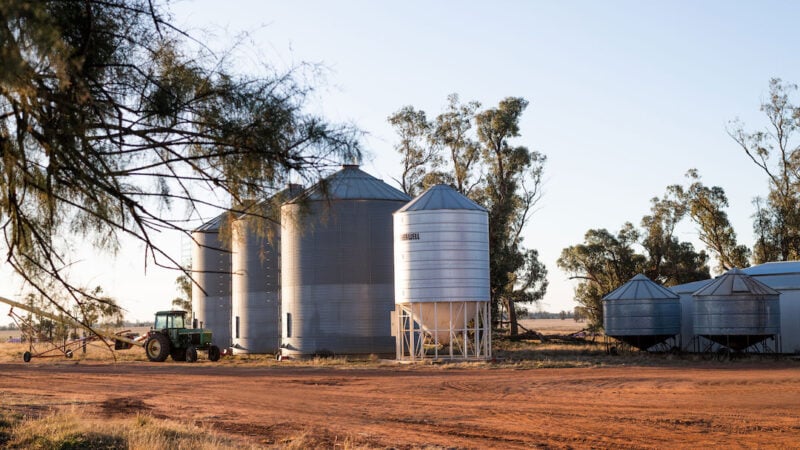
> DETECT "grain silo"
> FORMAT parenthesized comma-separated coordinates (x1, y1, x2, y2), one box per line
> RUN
(280, 165, 411, 357)
(191, 212, 232, 348)
(230, 187, 301, 355)
(603, 274, 681, 351)
(692, 268, 781, 353)
(393, 184, 491, 361)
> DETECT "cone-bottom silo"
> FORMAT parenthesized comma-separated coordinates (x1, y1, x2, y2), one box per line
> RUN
(603, 274, 681, 352)
(281, 165, 411, 357)
(693, 268, 781, 353)
(393, 184, 492, 361)
(191, 212, 231, 349)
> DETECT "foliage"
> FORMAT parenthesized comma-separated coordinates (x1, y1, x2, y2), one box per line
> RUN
(558, 195, 710, 328)
(387, 106, 441, 196)
(172, 270, 192, 313)
(729, 78, 800, 263)
(669, 170, 750, 271)
(0, 1, 357, 323)
(388, 95, 547, 335)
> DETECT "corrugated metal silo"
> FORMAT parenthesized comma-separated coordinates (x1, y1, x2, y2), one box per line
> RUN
(692, 268, 781, 352)
(191, 212, 231, 348)
(603, 274, 681, 351)
(280, 165, 411, 356)
(231, 187, 301, 355)
(393, 184, 491, 360)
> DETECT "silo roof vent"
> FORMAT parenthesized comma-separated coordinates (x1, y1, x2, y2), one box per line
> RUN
(603, 274, 679, 301)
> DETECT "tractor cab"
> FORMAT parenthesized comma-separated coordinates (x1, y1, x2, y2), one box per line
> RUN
(153, 310, 187, 345)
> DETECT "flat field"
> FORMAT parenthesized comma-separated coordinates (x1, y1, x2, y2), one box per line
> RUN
(1, 331, 799, 448)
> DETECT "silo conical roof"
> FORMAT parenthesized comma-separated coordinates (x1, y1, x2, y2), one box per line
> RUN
(193, 211, 229, 232)
(288, 165, 410, 202)
(603, 274, 679, 301)
(396, 184, 486, 212)
(693, 268, 779, 297)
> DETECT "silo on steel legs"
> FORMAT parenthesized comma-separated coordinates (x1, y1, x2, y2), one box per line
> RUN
(393, 184, 492, 361)
(280, 165, 411, 357)
(231, 215, 281, 354)
(191, 213, 232, 349)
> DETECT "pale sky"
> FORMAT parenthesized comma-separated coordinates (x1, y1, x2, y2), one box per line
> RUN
(3, 1, 800, 323)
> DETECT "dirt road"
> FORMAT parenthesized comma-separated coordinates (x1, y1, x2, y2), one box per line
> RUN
(2, 361, 799, 448)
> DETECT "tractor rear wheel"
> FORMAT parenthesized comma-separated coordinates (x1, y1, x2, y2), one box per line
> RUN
(208, 345, 221, 362)
(185, 345, 198, 363)
(145, 333, 170, 362)
(170, 348, 187, 362)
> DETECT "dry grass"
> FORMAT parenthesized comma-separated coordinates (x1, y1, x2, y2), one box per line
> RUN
(0, 401, 373, 449)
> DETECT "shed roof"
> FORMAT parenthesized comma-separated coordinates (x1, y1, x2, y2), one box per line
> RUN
(693, 268, 780, 297)
(742, 261, 800, 276)
(396, 184, 486, 213)
(603, 274, 679, 301)
(287, 165, 410, 203)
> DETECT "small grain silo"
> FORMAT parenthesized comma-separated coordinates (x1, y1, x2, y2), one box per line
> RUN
(230, 186, 301, 355)
(280, 165, 411, 357)
(692, 268, 781, 353)
(191, 212, 232, 348)
(393, 184, 491, 361)
(603, 274, 681, 351)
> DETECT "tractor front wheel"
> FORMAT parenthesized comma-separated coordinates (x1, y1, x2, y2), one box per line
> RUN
(208, 345, 221, 362)
(145, 333, 170, 362)
(185, 345, 198, 363)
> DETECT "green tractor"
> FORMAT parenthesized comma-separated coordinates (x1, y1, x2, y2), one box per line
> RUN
(144, 310, 221, 362)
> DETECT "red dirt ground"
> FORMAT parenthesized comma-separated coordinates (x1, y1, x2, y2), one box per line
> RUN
(1, 360, 799, 448)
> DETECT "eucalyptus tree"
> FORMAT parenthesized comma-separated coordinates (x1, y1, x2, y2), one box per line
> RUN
(729, 78, 800, 262)
(431, 94, 481, 195)
(388, 95, 547, 335)
(559, 196, 710, 330)
(475, 97, 547, 335)
(0, 0, 358, 324)
(670, 170, 750, 271)
(387, 106, 441, 196)
(558, 225, 645, 329)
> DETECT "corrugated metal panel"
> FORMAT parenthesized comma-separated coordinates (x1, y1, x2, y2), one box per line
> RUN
(230, 217, 281, 354)
(190, 228, 231, 347)
(693, 268, 781, 344)
(396, 184, 486, 212)
(394, 210, 490, 303)
(602, 274, 681, 341)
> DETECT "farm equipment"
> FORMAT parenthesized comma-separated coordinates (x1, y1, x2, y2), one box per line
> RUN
(144, 310, 220, 362)
(0, 296, 220, 363)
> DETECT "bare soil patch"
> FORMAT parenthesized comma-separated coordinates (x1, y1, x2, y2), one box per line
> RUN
(1, 356, 799, 448)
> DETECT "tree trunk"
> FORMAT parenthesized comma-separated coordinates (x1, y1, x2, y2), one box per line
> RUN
(506, 298, 519, 336)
